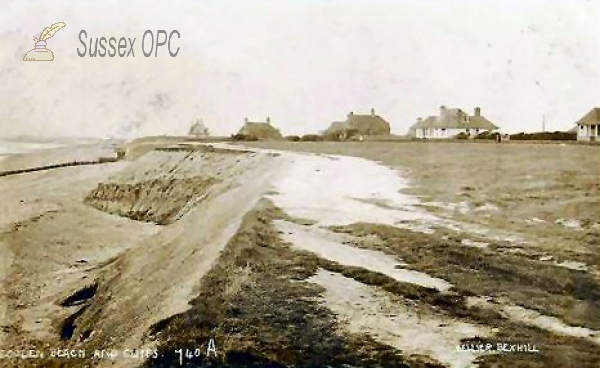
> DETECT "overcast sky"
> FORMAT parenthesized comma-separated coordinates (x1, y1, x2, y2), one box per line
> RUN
(1, 0, 598, 138)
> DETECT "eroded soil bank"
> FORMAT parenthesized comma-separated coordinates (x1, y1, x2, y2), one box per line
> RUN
(0, 143, 282, 368)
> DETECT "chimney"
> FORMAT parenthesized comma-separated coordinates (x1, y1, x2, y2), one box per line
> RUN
(371, 108, 375, 116)
(244, 117, 248, 123)
(440, 105, 447, 117)
(266, 116, 271, 124)
(474, 107, 481, 117)
(347, 111, 354, 119)
(417, 117, 423, 123)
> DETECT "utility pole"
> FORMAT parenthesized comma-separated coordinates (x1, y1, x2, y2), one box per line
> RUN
(542, 114, 546, 132)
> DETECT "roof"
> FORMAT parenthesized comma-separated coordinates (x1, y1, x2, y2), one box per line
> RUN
(347, 114, 389, 128)
(325, 122, 350, 133)
(410, 108, 498, 131)
(468, 116, 499, 130)
(237, 122, 283, 139)
(242, 122, 271, 128)
(575, 108, 600, 126)
(188, 120, 210, 136)
(325, 112, 391, 135)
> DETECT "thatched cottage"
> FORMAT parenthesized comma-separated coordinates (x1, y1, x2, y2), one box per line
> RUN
(237, 117, 283, 140)
(188, 119, 210, 137)
(410, 106, 498, 139)
(324, 109, 391, 140)
(574, 107, 599, 142)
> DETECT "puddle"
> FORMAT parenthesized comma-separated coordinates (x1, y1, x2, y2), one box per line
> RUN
(60, 283, 98, 307)
(60, 305, 89, 340)
(310, 269, 490, 368)
(466, 297, 600, 345)
(277, 220, 453, 292)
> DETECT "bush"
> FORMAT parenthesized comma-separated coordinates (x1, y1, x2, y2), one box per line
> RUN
(475, 131, 500, 140)
(455, 132, 469, 139)
(509, 131, 576, 141)
(300, 134, 323, 142)
(285, 135, 301, 142)
(230, 134, 259, 141)
(321, 133, 339, 141)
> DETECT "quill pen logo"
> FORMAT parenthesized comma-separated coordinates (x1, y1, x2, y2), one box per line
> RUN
(23, 22, 66, 61)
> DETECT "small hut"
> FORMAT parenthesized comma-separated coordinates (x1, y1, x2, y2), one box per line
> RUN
(237, 117, 283, 140)
(575, 107, 600, 142)
(188, 119, 210, 137)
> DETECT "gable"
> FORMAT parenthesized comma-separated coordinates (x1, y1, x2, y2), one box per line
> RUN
(576, 108, 600, 126)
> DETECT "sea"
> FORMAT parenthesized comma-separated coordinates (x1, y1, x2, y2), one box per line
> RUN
(0, 140, 65, 162)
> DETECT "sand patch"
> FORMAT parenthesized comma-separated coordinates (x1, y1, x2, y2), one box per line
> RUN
(460, 239, 489, 249)
(309, 269, 490, 368)
(466, 297, 600, 345)
(268, 152, 438, 228)
(555, 260, 588, 271)
(277, 220, 453, 292)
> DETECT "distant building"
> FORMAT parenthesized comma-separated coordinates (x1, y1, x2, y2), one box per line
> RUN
(324, 108, 391, 140)
(237, 117, 283, 140)
(116, 147, 127, 160)
(410, 106, 499, 139)
(575, 107, 599, 142)
(188, 119, 210, 137)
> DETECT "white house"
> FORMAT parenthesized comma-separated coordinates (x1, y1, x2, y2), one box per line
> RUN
(575, 108, 599, 142)
(410, 106, 499, 139)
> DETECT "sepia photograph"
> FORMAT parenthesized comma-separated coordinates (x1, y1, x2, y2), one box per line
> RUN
(0, 1, 599, 367)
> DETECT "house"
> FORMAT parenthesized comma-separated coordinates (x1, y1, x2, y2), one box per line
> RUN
(188, 119, 210, 137)
(574, 107, 600, 142)
(410, 106, 499, 139)
(324, 108, 391, 140)
(237, 117, 283, 140)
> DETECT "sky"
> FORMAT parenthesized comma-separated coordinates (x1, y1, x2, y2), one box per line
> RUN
(0, 0, 598, 138)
